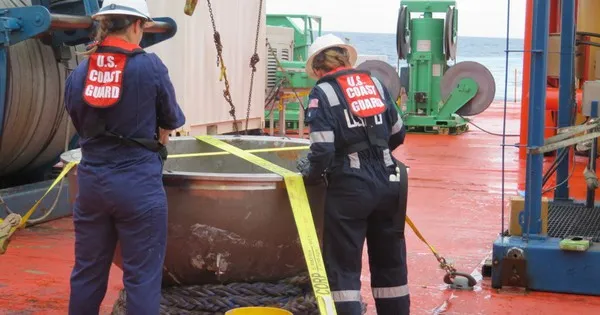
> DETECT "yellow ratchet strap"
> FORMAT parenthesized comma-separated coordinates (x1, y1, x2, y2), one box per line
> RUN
(195, 135, 337, 315)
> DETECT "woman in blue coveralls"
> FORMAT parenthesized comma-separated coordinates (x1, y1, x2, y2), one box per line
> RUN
(298, 34, 409, 315)
(63, 1, 185, 314)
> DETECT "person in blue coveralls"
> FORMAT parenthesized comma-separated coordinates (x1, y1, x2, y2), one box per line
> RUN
(63, 1, 185, 314)
(296, 34, 410, 315)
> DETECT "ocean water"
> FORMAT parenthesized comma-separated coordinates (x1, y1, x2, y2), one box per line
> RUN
(328, 32, 525, 101)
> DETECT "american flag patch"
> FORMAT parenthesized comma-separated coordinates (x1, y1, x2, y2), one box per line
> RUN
(308, 98, 319, 108)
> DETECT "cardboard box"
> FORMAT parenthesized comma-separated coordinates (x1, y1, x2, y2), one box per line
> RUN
(508, 196, 549, 236)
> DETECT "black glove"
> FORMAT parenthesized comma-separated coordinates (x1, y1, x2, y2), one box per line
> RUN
(296, 157, 311, 177)
(296, 157, 328, 186)
(158, 144, 168, 161)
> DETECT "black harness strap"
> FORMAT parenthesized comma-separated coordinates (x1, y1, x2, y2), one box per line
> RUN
(92, 114, 168, 161)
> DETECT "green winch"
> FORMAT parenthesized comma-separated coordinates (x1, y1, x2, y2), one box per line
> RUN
(273, 60, 316, 129)
(264, 14, 322, 131)
(275, 61, 316, 89)
(383, 0, 496, 134)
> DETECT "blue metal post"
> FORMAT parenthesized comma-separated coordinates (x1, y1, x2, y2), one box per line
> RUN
(555, 0, 576, 200)
(523, 0, 549, 236)
(0, 50, 6, 139)
(83, 0, 100, 16)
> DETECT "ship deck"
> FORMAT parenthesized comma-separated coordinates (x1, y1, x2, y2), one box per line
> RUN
(2, 101, 600, 314)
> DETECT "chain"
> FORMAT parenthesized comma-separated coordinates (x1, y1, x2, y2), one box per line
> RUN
(206, 0, 239, 134)
(243, 0, 264, 134)
(434, 252, 457, 276)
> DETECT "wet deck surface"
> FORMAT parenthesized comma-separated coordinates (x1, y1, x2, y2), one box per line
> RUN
(2, 101, 600, 314)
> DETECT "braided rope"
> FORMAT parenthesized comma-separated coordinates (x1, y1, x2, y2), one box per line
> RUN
(111, 274, 367, 315)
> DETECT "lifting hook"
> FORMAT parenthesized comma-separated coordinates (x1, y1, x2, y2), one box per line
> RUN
(184, 0, 198, 16)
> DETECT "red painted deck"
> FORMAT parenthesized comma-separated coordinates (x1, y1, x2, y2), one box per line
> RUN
(2, 101, 600, 314)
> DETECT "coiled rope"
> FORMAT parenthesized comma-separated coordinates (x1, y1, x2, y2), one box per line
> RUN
(111, 274, 367, 315)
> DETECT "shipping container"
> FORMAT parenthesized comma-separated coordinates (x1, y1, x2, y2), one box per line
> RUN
(146, 0, 267, 135)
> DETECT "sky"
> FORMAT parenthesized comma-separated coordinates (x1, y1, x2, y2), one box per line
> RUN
(266, 0, 527, 39)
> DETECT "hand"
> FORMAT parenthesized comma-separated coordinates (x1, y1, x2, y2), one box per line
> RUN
(296, 157, 311, 177)
(296, 157, 328, 186)
(158, 128, 172, 146)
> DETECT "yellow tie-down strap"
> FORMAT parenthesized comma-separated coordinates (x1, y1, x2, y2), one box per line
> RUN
(0, 145, 311, 255)
(0, 161, 79, 254)
(196, 135, 338, 315)
(167, 145, 309, 159)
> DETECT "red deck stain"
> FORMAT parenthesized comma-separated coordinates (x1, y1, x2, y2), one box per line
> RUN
(2, 101, 600, 314)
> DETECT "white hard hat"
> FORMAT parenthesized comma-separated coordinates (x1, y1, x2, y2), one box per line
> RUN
(92, 0, 153, 21)
(305, 34, 358, 79)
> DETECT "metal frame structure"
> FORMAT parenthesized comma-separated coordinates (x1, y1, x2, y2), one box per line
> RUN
(397, 0, 470, 134)
(555, 0, 577, 201)
(491, 0, 600, 295)
(263, 14, 322, 133)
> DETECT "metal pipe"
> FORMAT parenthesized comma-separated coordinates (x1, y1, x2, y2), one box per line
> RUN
(50, 14, 93, 30)
(518, 0, 534, 160)
(576, 40, 600, 48)
(577, 31, 600, 38)
(586, 137, 597, 208)
(555, 0, 576, 200)
(523, 0, 549, 237)
(586, 101, 599, 208)
(50, 14, 172, 33)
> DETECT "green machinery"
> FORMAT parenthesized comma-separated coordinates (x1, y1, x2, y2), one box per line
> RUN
(264, 15, 322, 131)
(392, 0, 497, 134)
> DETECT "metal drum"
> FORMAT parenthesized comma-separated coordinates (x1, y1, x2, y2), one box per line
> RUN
(60, 135, 326, 286)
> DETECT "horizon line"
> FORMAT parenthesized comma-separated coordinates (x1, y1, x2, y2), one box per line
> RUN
(320, 29, 525, 40)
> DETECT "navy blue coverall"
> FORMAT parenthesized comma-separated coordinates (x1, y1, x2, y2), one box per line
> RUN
(303, 67, 409, 315)
(64, 36, 185, 315)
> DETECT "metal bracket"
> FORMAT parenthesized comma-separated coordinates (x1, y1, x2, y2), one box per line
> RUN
(0, 6, 176, 49)
(438, 77, 478, 119)
(500, 247, 528, 287)
(0, 6, 52, 47)
(528, 120, 600, 155)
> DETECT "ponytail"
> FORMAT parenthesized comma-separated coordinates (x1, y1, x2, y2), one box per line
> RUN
(311, 47, 352, 73)
(80, 15, 146, 56)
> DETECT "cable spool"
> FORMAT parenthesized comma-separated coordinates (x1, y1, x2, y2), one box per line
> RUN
(444, 6, 458, 61)
(0, 0, 78, 178)
(396, 5, 410, 60)
(441, 61, 496, 116)
(356, 60, 402, 102)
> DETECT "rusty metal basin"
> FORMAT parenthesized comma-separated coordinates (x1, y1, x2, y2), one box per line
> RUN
(60, 135, 326, 286)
